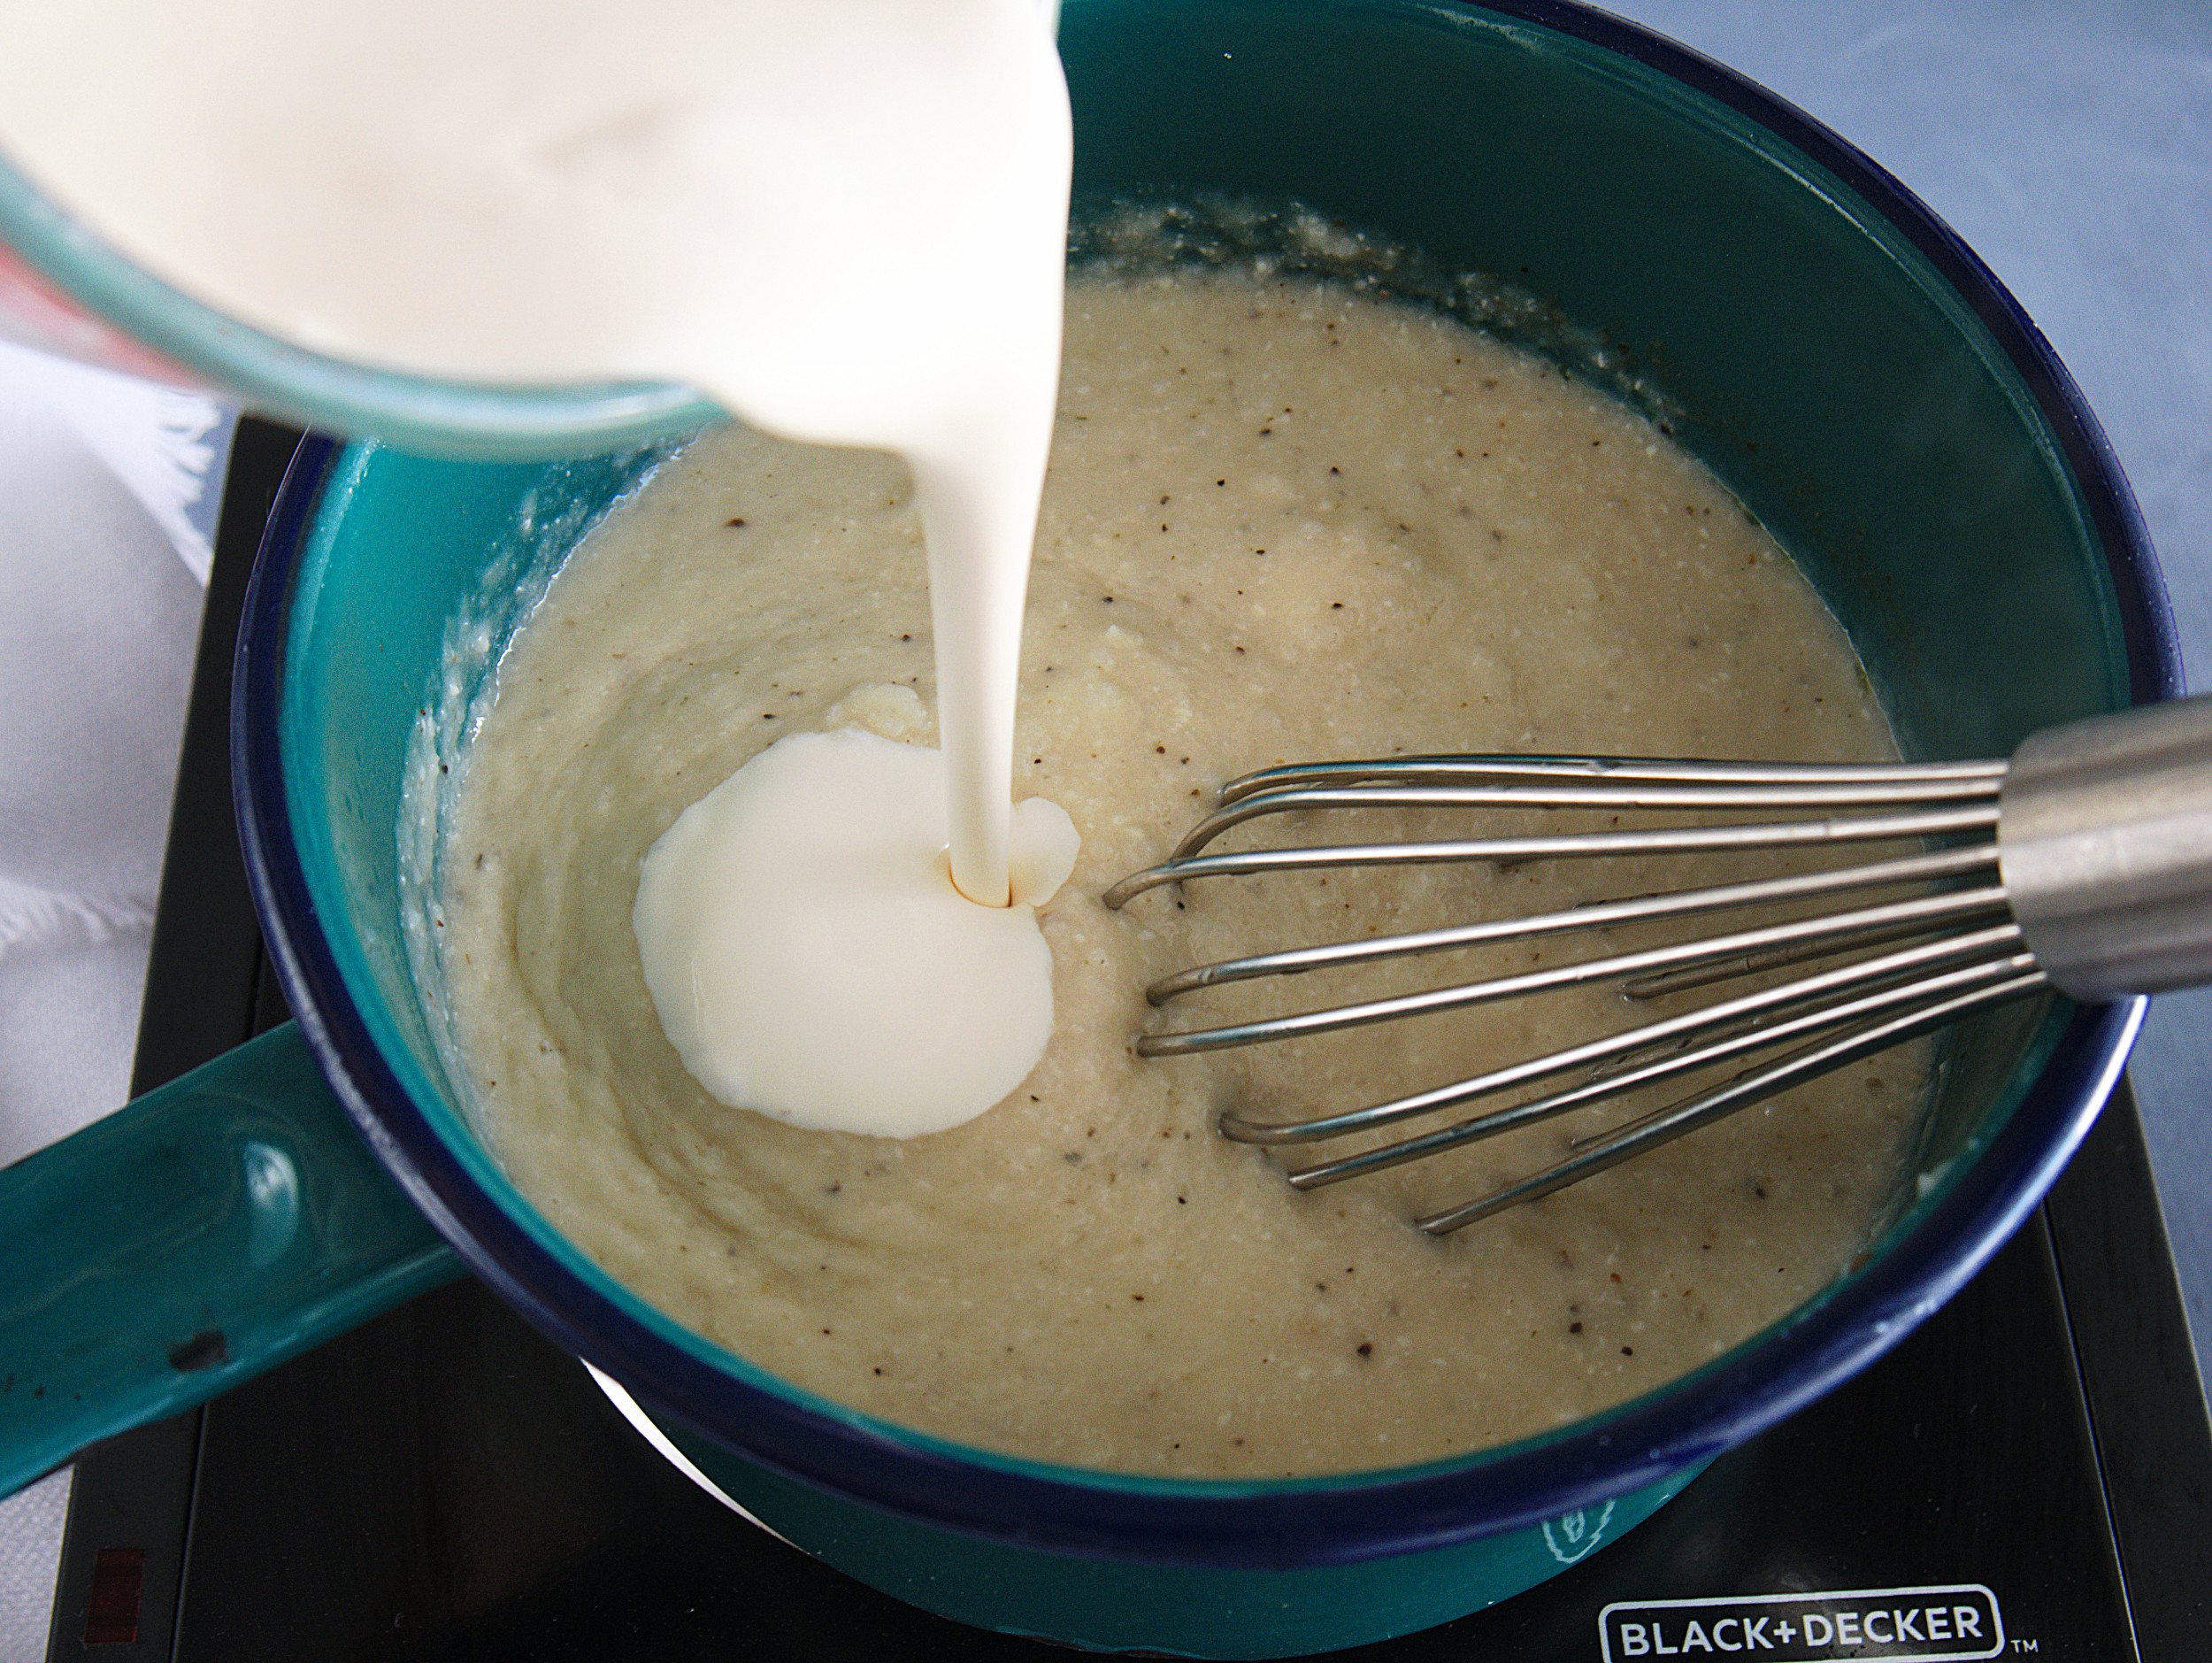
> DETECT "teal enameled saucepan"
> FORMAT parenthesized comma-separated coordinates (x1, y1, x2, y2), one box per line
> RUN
(0, 2, 2174, 1655)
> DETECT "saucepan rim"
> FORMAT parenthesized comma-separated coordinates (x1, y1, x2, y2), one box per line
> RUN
(231, 0, 2174, 1570)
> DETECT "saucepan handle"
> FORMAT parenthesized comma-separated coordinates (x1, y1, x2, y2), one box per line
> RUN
(0, 1022, 462, 1496)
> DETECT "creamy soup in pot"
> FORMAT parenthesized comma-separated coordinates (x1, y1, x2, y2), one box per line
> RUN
(430, 266, 1920, 1478)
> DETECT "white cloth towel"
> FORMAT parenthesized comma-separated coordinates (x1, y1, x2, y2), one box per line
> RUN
(0, 336, 229, 1662)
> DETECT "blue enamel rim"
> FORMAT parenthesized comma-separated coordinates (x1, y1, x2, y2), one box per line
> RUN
(233, 0, 2176, 1572)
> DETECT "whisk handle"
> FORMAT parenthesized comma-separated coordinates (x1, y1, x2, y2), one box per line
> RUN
(1999, 693, 2212, 1000)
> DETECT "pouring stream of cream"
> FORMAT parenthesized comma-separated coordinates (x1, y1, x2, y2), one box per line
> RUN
(0, 0, 1080, 1133)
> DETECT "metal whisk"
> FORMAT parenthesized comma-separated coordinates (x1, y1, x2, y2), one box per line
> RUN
(1103, 695, 2212, 1234)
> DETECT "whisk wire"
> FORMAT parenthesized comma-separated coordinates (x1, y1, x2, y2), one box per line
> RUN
(1143, 841, 2003, 1005)
(1225, 920, 2031, 1157)
(1272, 939, 2036, 1187)
(1139, 880, 2014, 1058)
(1108, 749, 2042, 1228)
(1103, 802, 2001, 907)
(1111, 701, 2212, 1229)
(1409, 965, 2048, 1235)
(1214, 754, 2012, 807)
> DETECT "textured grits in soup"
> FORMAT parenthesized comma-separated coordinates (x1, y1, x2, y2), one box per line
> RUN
(431, 268, 1921, 1478)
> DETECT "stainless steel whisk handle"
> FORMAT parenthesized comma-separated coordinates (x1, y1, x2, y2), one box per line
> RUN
(2000, 694, 2212, 1001)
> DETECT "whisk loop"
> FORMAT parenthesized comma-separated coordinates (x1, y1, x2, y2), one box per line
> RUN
(1106, 697, 2212, 1234)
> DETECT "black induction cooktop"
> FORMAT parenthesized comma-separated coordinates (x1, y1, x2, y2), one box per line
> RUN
(43, 420, 2212, 1661)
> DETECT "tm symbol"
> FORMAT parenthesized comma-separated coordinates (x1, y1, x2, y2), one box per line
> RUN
(2012, 1642, 2039, 1654)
